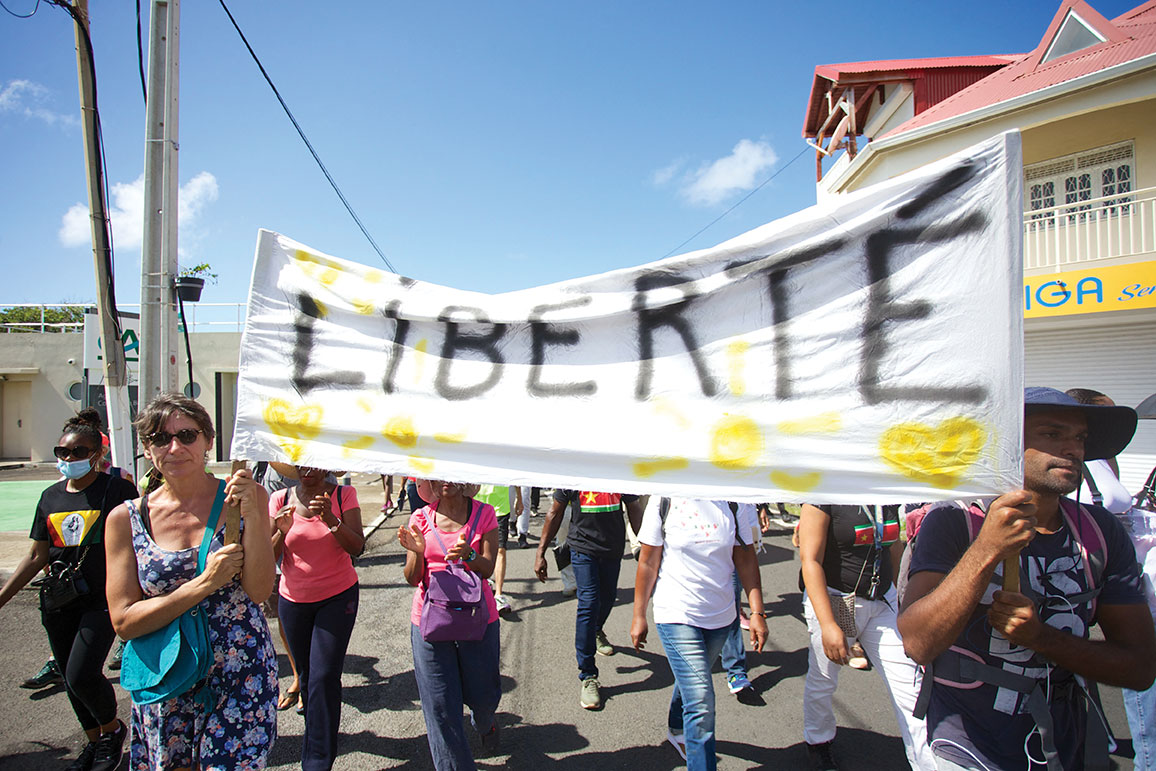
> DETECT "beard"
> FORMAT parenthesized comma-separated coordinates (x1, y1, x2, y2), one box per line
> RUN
(1027, 464, 1081, 496)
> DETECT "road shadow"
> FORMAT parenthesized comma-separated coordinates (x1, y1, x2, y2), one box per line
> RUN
(0, 741, 71, 771)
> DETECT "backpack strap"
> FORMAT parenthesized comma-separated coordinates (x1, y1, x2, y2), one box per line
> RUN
(424, 499, 481, 559)
(197, 480, 227, 574)
(1082, 463, 1104, 506)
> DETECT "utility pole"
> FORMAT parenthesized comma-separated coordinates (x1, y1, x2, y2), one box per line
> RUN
(139, 0, 181, 437)
(71, 0, 134, 475)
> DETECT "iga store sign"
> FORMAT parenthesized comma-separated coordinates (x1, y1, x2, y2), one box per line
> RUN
(1025, 260, 1156, 318)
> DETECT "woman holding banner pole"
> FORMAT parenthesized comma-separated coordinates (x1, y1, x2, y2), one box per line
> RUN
(104, 393, 278, 771)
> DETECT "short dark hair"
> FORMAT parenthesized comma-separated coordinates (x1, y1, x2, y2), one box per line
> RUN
(134, 393, 216, 443)
(1066, 388, 1108, 405)
(61, 408, 104, 447)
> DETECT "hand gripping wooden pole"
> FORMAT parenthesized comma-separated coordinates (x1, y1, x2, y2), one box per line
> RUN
(224, 460, 247, 545)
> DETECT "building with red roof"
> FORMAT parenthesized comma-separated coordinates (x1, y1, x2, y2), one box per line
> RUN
(804, 0, 1156, 488)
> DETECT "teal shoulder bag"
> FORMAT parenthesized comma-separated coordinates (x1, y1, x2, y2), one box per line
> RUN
(121, 479, 225, 705)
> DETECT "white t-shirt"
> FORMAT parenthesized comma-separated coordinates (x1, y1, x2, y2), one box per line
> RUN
(638, 498, 758, 629)
(1079, 459, 1133, 514)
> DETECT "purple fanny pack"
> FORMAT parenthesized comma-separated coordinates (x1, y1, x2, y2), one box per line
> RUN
(420, 499, 489, 642)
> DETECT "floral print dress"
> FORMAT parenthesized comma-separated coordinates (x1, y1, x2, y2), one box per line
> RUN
(127, 498, 278, 771)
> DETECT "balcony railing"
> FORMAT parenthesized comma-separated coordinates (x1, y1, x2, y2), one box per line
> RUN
(1023, 185, 1156, 271)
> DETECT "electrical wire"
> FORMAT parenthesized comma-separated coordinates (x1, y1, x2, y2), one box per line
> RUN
(661, 144, 810, 259)
(0, 0, 41, 18)
(136, 0, 146, 104)
(215, 0, 397, 273)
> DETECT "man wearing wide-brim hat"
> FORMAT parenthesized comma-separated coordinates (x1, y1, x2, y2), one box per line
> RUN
(899, 387, 1156, 771)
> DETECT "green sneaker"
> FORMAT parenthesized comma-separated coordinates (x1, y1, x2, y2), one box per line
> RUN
(595, 630, 615, 657)
(579, 677, 602, 710)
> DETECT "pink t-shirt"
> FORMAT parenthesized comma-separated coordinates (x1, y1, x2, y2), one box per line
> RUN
(271, 486, 360, 603)
(408, 499, 499, 626)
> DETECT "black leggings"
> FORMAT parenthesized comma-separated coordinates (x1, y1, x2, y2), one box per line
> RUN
(279, 583, 360, 771)
(41, 603, 118, 731)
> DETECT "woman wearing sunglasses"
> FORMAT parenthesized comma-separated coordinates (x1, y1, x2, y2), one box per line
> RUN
(103, 393, 277, 771)
(269, 464, 364, 771)
(0, 410, 139, 771)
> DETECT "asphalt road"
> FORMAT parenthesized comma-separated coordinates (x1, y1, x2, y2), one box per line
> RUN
(0, 494, 1138, 770)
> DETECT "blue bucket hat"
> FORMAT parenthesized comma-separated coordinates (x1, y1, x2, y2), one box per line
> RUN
(1024, 387, 1138, 461)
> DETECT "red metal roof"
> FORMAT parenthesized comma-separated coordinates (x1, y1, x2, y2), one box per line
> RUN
(802, 56, 1017, 138)
(879, 0, 1156, 138)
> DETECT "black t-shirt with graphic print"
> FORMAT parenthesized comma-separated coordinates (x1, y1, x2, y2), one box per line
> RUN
(30, 474, 138, 608)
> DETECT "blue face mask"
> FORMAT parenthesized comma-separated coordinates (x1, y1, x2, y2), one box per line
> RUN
(57, 458, 93, 479)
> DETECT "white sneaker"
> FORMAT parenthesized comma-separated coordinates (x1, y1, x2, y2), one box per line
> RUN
(665, 728, 687, 760)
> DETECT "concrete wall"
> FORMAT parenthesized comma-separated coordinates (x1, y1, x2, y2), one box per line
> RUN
(0, 331, 242, 464)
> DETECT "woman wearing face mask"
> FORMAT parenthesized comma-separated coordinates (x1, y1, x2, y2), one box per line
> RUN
(0, 411, 139, 771)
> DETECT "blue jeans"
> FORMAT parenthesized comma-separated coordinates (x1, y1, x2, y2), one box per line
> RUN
(1126, 681, 1156, 771)
(279, 583, 360, 771)
(570, 549, 621, 680)
(658, 622, 731, 771)
(720, 571, 746, 680)
(411, 621, 501, 771)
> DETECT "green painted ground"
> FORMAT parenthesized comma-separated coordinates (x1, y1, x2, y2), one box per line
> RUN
(0, 481, 50, 532)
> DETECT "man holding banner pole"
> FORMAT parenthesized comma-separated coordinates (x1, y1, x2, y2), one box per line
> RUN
(899, 387, 1155, 771)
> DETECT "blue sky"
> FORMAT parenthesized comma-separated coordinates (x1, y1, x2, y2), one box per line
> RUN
(0, 0, 1140, 308)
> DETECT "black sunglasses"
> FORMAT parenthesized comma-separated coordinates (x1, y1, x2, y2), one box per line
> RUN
(53, 445, 96, 461)
(145, 429, 204, 448)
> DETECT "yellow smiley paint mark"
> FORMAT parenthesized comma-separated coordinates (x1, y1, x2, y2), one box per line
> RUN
(413, 339, 429, 383)
(343, 435, 375, 451)
(651, 396, 690, 429)
(363, 270, 384, 284)
(352, 298, 375, 315)
(770, 469, 823, 492)
(281, 439, 306, 463)
(262, 398, 324, 440)
(434, 432, 466, 444)
(383, 416, 419, 449)
(879, 416, 987, 489)
(355, 396, 375, 412)
(408, 456, 435, 474)
(633, 457, 689, 478)
(778, 412, 842, 435)
(709, 414, 764, 470)
(727, 341, 749, 396)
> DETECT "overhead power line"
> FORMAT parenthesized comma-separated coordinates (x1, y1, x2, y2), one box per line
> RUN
(661, 144, 810, 259)
(215, 0, 397, 273)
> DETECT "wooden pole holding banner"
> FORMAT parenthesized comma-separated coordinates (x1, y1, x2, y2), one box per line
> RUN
(1003, 556, 1020, 593)
(224, 460, 246, 545)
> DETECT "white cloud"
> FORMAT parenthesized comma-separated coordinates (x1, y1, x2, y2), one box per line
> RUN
(655, 139, 778, 207)
(59, 171, 219, 251)
(651, 159, 685, 187)
(0, 79, 79, 127)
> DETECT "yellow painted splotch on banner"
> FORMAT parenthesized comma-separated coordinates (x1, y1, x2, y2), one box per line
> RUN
(879, 417, 987, 489)
(384, 416, 419, 449)
(710, 415, 763, 470)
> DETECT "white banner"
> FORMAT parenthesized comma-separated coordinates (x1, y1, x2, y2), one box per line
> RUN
(232, 132, 1024, 504)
